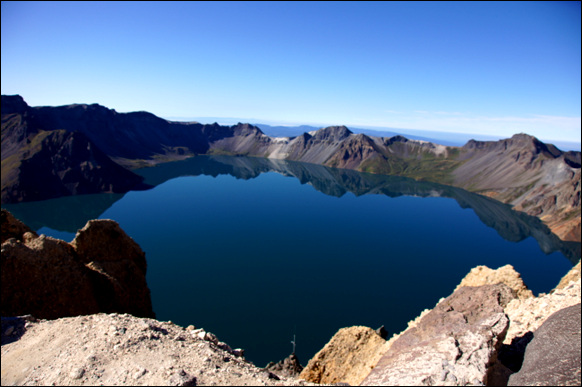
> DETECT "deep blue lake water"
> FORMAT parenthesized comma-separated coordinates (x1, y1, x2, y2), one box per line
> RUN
(3, 155, 578, 367)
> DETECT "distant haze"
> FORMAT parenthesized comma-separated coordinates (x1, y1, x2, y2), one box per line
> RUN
(166, 116, 581, 151)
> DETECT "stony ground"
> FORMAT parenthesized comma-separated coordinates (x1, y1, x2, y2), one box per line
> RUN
(1, 313, 315, 386)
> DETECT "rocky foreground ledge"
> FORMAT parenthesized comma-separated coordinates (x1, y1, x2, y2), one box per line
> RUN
(1, 209, 580, 386)
(299, 263, 580, 386)
(1, 313, 313, 386)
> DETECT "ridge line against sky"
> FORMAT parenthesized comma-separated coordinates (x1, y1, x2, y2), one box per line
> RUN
(1, 1, 580, 144)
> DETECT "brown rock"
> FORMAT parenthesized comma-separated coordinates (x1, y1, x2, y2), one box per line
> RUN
(298, 326, 386, 385)
(69, 219, 152, 318)
(0, 209, 37, 243)
(1, 211, 154, 319)
(1, 235, 101, 319)
(265, 353, 304, 378)
(454, 264, 534, 299)
(361, 284, 516, 386)
(71, 219, 146, 272)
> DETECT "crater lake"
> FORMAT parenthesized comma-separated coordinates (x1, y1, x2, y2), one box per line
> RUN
(4, 155, 578, 367)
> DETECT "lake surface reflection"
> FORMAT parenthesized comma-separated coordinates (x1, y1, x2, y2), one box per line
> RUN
(3, 155, 578, 366)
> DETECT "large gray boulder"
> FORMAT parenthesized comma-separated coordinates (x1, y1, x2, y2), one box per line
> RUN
(508, 303, 581, 386)
(361, 284, 515, 386)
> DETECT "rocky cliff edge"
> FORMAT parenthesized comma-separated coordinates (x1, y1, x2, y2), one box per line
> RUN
(1, 209, 154, 319)
(300, 262, 581, 386)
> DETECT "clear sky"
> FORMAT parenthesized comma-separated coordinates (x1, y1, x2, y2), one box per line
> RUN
(1, 1, 580, 145)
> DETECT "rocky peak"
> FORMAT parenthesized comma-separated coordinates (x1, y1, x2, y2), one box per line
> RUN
(462, 133, 564, 160)
(1, 95, 29, 115)
(508, 133, 562, 158)
(311, 126, 352, 142)
(384, 135, 409, 146)
(232, 122, 264, 135)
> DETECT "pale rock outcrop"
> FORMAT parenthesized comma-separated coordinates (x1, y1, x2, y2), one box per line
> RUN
(298, 326, 386, 385)
(454, 264, 534, 299)
(361, 284, 516, 386)
(1, 210, 154, 319)
(503, 277, 581, 345)
(0, 313, 313, 386)
(553, 260, 581, 291)
(507, 303, 581, 386)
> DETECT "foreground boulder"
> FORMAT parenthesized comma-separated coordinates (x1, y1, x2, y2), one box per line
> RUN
(1, 209, 37, 243)
(298, 326, 386, 385)
(361, 284, 515, 386)
(1, 210, 154, 319)
(503, 276, 581, 346)
(508, 303, 581, 386)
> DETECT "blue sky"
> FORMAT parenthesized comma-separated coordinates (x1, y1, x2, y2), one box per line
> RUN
(1, 1, 580, 145)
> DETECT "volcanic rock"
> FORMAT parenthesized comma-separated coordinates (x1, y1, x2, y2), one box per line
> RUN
(1, 211, 154, 319)
(454, 264, 533, 299)
(0, 313, 313, 386)
(502, 277, 581, 346)
(265, 353, 304, 378)
(508, 303, 581, 386)
(298, 326, 387, 385)
(1, 208, 37, 243)
(553, 260, 581, 291)
(361, 284, 516, 386)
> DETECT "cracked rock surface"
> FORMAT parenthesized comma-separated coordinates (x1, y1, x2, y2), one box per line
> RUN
(361, 284, 515, 386)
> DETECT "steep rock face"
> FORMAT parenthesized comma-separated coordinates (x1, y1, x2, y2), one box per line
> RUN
(298, 326, 386, 385)
(507, 303, 581, 386)
(70, 220, 152, 318)
(454, 133, 581, 242)
(1, 129, 145, 203)
(324, 133, 381, 170)
(1, 210, 154, 319)
(361, 284, 515, 386)
(266, 126, 356, 165)
(25, 102, 209, 162)
(204, 123, 273, 157)
(454, 264, 534, 299)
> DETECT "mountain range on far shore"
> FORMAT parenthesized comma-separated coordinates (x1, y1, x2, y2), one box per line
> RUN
(1, 94, 580, 242)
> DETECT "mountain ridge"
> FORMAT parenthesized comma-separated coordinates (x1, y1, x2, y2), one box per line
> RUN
(1, 95, 580, 242)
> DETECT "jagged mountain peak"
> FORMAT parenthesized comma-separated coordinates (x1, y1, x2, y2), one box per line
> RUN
(1, 95, 29, 115)
(463, 134, 563, 158)
(229, 122, 265, 136)
(311, 125, 352, 141)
